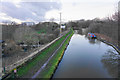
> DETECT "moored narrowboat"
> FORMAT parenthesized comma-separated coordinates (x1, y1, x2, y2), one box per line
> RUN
(88, 33, 96, 38)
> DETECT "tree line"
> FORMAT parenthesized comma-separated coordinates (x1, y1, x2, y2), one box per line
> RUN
(66, 11, 119, 48)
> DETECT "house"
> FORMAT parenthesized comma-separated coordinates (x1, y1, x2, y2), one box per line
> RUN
(21, 22, 35, 26)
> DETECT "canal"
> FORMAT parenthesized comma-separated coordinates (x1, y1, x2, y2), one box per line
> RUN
(53, 33, 119, 78)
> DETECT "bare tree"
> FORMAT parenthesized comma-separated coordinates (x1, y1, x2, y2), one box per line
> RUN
(13, 26, 39, 45)
(112, 11, 120, 21)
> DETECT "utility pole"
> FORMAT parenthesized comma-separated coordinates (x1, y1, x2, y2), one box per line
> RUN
(60, 12, 62, 36)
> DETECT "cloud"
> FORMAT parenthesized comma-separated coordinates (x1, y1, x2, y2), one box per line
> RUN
(0, 1, 61, 23)
(0, 12, 23, 23)
(1, 0, 118, 23)
(58, 0, 118, 21)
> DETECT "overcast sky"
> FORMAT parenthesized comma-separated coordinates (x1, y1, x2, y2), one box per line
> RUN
(0, 0, 119, 23)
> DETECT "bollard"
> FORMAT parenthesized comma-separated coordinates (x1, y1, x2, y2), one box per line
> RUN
(13, 68, 17, 78)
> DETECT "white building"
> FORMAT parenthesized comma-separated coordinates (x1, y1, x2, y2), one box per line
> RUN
(21, 22, 35, 26)
(61, 25, 66, 29)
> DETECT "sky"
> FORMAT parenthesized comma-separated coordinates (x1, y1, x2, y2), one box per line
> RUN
(0, 0, 119, 24)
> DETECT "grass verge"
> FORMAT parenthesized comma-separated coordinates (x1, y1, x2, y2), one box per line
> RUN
(40, 29, 74, 78)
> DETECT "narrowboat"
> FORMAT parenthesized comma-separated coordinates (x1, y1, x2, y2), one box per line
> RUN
(88, 33, 96, 38)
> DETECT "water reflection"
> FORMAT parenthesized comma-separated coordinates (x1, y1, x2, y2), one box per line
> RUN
(101, 49, 119, 78)
(74, 29, 84, 35)
(85, 35, 101, 45)
(78, 29, 83, 35)
(74, 30, 119, 77)
(88, 37, 96, 44)
(53, 33, 119, 78)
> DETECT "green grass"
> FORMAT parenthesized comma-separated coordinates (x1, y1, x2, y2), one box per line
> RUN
(17, 37, 64, 76)
(8, 29, 73, 78)
(37, 29, 46, 34)
(40, 29, 74, 78)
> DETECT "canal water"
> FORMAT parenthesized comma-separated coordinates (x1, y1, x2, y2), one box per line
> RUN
(53, 33, 119, 78)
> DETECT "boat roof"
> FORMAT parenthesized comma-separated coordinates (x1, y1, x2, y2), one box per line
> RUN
(88, 33, 94, 34)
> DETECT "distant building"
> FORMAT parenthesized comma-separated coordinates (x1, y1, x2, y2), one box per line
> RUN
(61, 24, 66, 29)
(61, 25, 65, 29)
(21, 22, 35, 26)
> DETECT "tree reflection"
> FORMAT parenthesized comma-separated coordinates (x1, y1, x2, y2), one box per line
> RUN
(77, 29, 83, 35)
(101, 49, 119, 78)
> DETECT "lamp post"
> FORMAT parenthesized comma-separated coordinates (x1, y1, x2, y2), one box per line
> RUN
(60, 12, 62, 36)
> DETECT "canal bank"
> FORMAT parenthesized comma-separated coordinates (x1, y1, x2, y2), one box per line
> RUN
(34, 29, 74, 78)
(49, 29, 74, 79)
(53, 33, 119, 78)
(94, 33, 120, 54)
(98, 39, 120, 54)
(2, 29, 74, 79)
